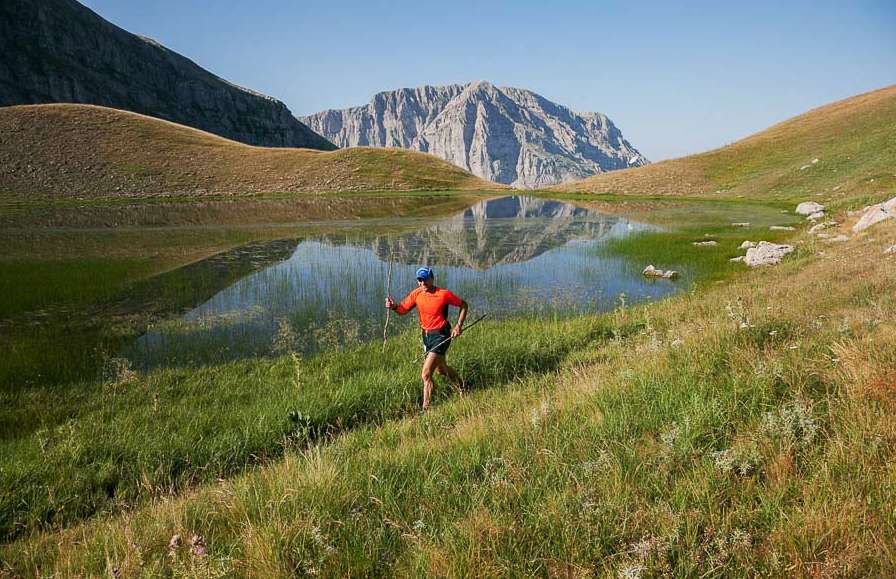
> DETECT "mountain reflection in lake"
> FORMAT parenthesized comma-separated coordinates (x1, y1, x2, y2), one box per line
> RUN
(127, 196, 674, 368)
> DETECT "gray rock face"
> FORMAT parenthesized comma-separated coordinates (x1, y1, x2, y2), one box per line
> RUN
(302, 81, 646, 187)
(852, 196, 896, 234)
(795, 201, 825, 215)
(743, 242, 794, 267)
(0, 0, 334, 150)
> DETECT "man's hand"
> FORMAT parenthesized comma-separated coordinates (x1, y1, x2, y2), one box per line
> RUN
(451, 325, 462, 338)
(385, 296, 395, 310)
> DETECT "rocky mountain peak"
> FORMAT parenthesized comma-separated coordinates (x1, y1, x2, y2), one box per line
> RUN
(302, 82, 647, 187)
(0, 0, 334, 150)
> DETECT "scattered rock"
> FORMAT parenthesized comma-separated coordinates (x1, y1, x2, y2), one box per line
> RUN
(796, 201, 825, 215)
(731, 222, 750, 227)
(739, 241, 757, 249)
(693, 240, 718, 247)
(729, 256, 745, 263)
(643, 265, 678, 279)
(852, 196, 896, 234)
(809, 221, 836, 234)
(812, 158, 819, 164)
(807, 211, 826, 221)
(815, 233, 831, 239)
(770, 226, 796, 231)
(885, 245, 896, 255)
(827, 234, 850, 243)
(743, 242, 794, 267)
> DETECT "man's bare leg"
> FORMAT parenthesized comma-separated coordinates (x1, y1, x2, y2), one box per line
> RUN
(435, 357, 464, 396)
(421, 352, 440, 410)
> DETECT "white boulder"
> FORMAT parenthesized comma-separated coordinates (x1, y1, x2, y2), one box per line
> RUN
(739, 241, 757, 249)
(796, 201, 825, 215)
(807, 211, 826, 221)
(693, 241, 718, 247)
(743, 242, 794, 267)
(852, 196, 896, 234)
(770, 226, 796, 231)
(643, 265, 678, 279)
(885, 245, 896, 255)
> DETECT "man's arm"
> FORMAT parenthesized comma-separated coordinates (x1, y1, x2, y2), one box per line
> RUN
(385, 290, 417, 315)
(451, 300, 468, 338)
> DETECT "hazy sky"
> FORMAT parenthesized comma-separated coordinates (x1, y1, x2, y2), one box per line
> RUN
(80, 0, 894, 160)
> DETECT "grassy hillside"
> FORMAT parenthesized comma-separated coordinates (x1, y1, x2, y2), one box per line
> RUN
(3, 207, 894, 576)
(0, 104, 502, 199)
(3, 88, 896, 575)
(552, 85, 896, 206)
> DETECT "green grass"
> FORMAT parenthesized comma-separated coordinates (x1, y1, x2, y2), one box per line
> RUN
(3, 219, 894, 576)
(3, 86, 896, 574)
(600, 221, 800, 285)
(0, 314, 621, 542)
(0, 258, 155, 319)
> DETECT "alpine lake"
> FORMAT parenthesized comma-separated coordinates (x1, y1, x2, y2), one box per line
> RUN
(1, 193, 800, 388)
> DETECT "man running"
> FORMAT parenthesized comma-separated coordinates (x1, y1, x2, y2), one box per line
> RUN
(385, 266, 468, 411)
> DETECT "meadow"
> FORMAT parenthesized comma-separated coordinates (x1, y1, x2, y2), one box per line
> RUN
(2, 198, 894, 576)
(2, 86, 895, 576)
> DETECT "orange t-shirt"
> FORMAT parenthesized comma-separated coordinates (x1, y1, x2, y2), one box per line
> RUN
(396, 287, 463, 331)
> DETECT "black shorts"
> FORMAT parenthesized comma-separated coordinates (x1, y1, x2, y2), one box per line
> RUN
(422, 325, 451, 356)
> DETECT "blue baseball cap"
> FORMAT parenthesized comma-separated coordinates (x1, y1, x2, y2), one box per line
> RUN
(415, 266, 433, 280)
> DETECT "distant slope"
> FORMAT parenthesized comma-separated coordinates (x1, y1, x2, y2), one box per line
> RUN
(302, 81, 646, 188)
(0, 0, 334, 150)
(552, 85, 896, 204)
(0, 105, 500, 198)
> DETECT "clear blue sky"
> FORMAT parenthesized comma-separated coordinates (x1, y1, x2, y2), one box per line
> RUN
(80, 0, 894, 160)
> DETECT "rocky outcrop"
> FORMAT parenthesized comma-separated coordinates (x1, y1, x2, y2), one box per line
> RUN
(0, 0, 334, 150)
(852, 196, 896, 234)
(302, 81, 646, 187)
(642, 265, 678, 279)
(742, 242, 794, 267)
(795, 202, 825, 215)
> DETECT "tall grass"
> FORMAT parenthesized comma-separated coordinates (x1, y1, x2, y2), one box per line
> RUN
(3, 219, 894, 576)
(0, 314, 619, 541)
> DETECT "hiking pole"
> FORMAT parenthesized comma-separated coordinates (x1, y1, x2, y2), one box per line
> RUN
(382, 254, 394, 353)
(416, 313, 488, 362)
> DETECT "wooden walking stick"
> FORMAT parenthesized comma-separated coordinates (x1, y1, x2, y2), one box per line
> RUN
(382, 255, 394, 352)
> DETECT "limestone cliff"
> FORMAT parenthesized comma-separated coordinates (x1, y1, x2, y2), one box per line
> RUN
(302, 82, 646, 187)
(0, 0, 334, 150)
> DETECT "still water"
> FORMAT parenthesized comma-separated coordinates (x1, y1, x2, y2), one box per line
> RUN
(126, 196, 680, 368)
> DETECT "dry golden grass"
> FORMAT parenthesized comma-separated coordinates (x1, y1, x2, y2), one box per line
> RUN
(552, 85, 896, 203)
(0, 104, 503, 199)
